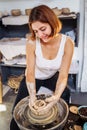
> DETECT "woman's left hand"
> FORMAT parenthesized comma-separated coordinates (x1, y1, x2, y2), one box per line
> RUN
(45, 95, 59, 102)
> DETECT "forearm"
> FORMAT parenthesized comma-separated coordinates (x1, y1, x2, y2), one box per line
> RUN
(55, 82, 67, 100)
(25, 68, 36, 94)
(55, 76, 70, 99)
(26, 82, 36, 96)
(45, 75, 68, 103)
(26, 82, 37, 107)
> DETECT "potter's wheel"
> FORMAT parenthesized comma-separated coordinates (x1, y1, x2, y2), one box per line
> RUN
(13, 95, 69, 130)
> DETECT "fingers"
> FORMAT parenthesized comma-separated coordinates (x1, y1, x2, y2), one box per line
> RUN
(28, 96, 58, 116)
(45, 95, 57, 102)
(37, 101, 57, 115)
(29, 102, 38, 115)
(29, 96, 37, 106)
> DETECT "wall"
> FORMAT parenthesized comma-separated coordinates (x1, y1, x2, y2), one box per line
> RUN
(81, 0, 87, 92)
(0, 0, 80, 15)
(75, 0, 84, 91)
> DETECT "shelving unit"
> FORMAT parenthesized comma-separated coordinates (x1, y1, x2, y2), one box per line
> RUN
(60, 13, 80, 47)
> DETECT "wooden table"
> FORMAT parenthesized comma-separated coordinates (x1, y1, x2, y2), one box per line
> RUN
(63, 104, 84, 130)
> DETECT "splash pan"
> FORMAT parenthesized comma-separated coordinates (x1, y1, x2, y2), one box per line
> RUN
(13, 95, 69, 130)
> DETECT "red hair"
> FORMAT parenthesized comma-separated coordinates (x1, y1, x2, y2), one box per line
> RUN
(29, 5, 62, 40)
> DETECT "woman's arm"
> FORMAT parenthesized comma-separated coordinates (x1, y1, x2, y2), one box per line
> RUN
(26, 38, 36, 106)
(26, 38, 36, 83)
(55, 37, 74, 99)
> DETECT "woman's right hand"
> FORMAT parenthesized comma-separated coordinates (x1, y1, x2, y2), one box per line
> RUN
(29, 94, 37, 107)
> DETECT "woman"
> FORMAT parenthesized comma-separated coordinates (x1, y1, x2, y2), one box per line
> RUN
(10, 4, 74, 130)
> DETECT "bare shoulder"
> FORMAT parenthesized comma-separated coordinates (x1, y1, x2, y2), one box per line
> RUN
(26, 36, 36, 50)
(66, 36, 74, 46)
(65, 36, 74, 51)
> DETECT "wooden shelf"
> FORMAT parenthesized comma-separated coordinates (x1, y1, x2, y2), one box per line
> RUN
(2, 13, 78, 25)
(0, 62, 26, 68)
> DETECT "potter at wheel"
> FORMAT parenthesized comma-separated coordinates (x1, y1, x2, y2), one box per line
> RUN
(13, 96, 69, 130)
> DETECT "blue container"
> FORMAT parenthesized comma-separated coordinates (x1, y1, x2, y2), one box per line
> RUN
(83, 122, 87, 130)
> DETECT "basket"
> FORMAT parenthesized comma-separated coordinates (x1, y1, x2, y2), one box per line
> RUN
(11, 9, 21, 16)
(52, 7, 62, 16)
(62, 8, 70, 15)
(25, 9, 31, 16)
(7, 74, 24, 93)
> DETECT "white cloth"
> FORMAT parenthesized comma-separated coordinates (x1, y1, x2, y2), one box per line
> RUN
(37, 86, 53, 95)
(2, 15, 29, 25)
(35, 34, 66, 79)
(0, 38, 26, 60)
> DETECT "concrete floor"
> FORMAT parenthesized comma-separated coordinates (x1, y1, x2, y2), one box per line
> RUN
(0, 88, 87, 130)
(0, 89, 16, 130)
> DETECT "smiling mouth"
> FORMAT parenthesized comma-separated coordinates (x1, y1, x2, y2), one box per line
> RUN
(41, 35, 49, 39)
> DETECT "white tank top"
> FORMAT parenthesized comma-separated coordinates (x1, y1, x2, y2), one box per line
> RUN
(35, 34, 67, 79)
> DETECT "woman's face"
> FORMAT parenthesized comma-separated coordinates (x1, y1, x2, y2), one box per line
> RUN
(31, 21, 52, 42)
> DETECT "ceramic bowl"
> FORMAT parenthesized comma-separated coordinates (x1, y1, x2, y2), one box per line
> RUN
(78, 105, 87, 121)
